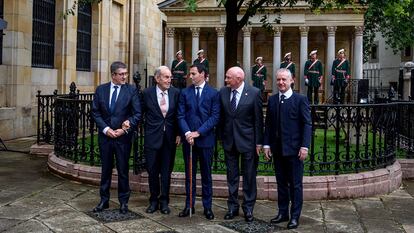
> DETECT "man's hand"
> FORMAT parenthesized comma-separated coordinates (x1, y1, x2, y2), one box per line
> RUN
(186, 131, 200, 146)
(122, 120, 130, 130)
(106, 128, 118, 138)
(113, 129, 125, 137)
(256, 145, 262, 156)
(263, 148, 271, 161)
(175, 136, 181, 145)
(298, 147, 308, 161)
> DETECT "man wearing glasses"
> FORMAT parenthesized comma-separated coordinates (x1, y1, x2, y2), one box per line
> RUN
(91, 61, 141, 214)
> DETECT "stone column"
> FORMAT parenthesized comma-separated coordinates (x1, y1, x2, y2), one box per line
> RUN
(299, 26, 309, 95)
(353, 26, 364, 80)
(272, 26, 282, 93)
(242, 26, 252, 84)
(190, 27, 200, 63)
(326, 26, 337, 97)
(216, 27, 225, 89)
(178, 32, 184, 51)
(166, 27, 175, 67)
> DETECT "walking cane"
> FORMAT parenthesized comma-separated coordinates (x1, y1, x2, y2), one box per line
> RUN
(189, 144, 193, 218)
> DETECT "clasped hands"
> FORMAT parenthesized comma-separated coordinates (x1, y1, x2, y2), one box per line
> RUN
(185, 131, 200, 146)
(105, 120, 130, 138)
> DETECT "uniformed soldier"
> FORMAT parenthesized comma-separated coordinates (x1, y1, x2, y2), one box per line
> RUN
(193, 49, 209, 80)
(171, 50, 188, 89)
(304, 50, 323, 104)
(280, 52, 296, 89)
(251, 56, 267, 92)
(331, 49, 351, 104)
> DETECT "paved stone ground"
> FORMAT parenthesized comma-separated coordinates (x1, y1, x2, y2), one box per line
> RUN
(1, 138, 413, 233)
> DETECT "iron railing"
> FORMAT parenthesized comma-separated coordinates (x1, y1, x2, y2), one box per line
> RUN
(44, 83, 414, 176)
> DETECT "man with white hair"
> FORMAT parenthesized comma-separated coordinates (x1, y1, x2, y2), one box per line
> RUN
(331, 49, 351, 104)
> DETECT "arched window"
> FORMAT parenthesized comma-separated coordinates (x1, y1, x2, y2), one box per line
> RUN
(76, 3, 92, 71)
(32, 0, 55, 68)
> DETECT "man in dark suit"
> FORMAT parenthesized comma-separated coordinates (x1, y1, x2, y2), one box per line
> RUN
(263, 68, 312, 229)
(219, 66, 263, 222)
(91, 61, 141, 214)
(177, 63, 220, 220)
(142, 66, 181, 215)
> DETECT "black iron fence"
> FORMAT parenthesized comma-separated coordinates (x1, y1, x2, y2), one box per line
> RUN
(37, 81, 414, 176)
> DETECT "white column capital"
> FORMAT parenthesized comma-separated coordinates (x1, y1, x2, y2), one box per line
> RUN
(190, 27, 200, 37)
(354, 26, 364, 36)
(326, 26, 337, 37)
(273, 26, 283, 37)
(242, 26, 252, 37)
(299, 26, 309, 37)
(216, 27, 225, 37)
(166, 27, 175, 38)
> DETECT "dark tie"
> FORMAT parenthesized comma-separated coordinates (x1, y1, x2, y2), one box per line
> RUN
(196, 86, 200, 103)
(277, 94, 285, 138)
(231, 90, 237, 112)
(110, 86, 118, 114)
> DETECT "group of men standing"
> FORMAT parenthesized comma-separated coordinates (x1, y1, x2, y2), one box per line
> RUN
(91, 57, 312, 229)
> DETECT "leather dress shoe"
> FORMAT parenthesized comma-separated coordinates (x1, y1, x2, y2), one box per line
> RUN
(224, 210, 239, 220)
(204, 208, 214, 220)
(146, 203, 158, 214)
(287, 218, 299, 229)
(178, 207, 195, 217)
(120, 203, 128, 214)
(160, 204, 171, 215)
(270, 214, 289, 224)
(244, 212, 254, 222)
(92, 201, 109, 212)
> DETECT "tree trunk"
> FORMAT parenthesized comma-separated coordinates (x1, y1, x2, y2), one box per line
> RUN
(224, 0, 242, 71)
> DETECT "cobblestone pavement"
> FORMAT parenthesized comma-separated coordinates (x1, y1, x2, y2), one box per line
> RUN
(0, 138, 413, 233)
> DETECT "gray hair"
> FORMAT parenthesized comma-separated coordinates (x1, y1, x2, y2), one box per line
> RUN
(276, 68, 292, 79)
(110, 61, 127, 74)
(154, 66, 170, 77)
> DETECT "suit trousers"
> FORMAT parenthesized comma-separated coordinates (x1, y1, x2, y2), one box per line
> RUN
(99, 138, 132, 205)
(182, 144, 213, 209)
(224, 145, 258, 214)
(145, 133, 176, 206)
(274, 152, 304, 219)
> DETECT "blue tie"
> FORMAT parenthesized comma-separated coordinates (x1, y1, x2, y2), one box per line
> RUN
(110, 86, 119, 114)
(196, 86, 200, 103)
(231, 90, 237, 112)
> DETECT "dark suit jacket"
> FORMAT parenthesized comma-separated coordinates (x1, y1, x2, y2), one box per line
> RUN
(219, 84, 263, 153)
(178, 84, 220, 148)
(92, 82, 141, 143)
(142, 86, 180, 150)
(263, 92, 312, 156)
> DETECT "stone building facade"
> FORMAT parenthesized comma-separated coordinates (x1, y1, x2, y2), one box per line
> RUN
(0, 0, 165, 140)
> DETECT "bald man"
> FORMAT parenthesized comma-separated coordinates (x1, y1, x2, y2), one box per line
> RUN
(219, 67, 264, 222)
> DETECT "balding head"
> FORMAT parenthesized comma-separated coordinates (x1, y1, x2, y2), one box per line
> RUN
(225, 66, 245, 89)
(154, 66, 172, 91)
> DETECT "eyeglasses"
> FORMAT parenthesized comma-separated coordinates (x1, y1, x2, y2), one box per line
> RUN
(114, 72, 129, 77)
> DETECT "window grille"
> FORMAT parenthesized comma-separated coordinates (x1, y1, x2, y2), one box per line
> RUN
(76, 3, 92, 71)
(32, 0, 55, 68)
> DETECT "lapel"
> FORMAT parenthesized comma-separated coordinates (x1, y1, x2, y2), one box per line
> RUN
(150, 86, 164, 117)
(104, 82, 111, 113)
(235, 84, 249, 114)
(166, 88, 175, 116)
(190, 85, 198, 110)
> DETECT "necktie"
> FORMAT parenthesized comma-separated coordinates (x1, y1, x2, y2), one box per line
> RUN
(277, 94, 285, 138)
(231, 90, 237, 112)
(160, 92, 167, 117)
(196, 86, 200, 103)
(110, 86, 118, 114)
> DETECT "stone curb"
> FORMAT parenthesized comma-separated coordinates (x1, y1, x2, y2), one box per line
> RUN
(48, 152, 403, 200)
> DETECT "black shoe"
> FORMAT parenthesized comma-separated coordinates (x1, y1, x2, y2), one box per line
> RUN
(204, 208, 214, 220)
(146, 203, 158, 214)
(92, 201, 109, 213)
(270, 214, 289, 224)
(244, 212, 253, 222)
(287, 218, 299, 229)
(178, 207, 195, 217)
(160, 204, 171, 215)
(120, 203, 128, 214)
(224, 210, 239, 220)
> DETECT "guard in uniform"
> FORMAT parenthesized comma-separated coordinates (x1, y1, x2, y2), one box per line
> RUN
(251, 56, 267, 92)
(193, 49, 209, 81)
(171, 50, 188, 89)
(304, 50, 323, 104)
(331, 49, 351, 104)
(280, 52, 296, 89)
